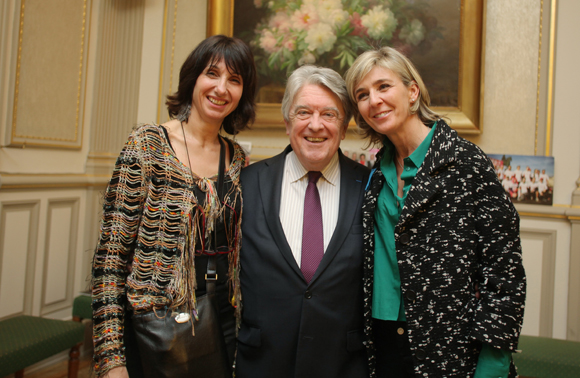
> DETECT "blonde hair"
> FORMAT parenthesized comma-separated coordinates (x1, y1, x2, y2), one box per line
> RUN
(344, 46, 440, 145)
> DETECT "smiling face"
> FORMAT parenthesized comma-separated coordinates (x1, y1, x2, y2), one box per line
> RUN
(285, 84, 346, 172)
(354, 66, 418, 138)
(190, 59, 243, 127)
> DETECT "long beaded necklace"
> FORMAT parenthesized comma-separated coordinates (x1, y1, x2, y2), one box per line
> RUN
(180, 120, 226, 242)
(180, 121, 193, 171)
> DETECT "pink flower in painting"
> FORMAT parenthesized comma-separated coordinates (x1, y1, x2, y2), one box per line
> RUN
(269, 11, 291, 33)
(291, 4, 320, 31)
(283, 38, 296, 51)
(349, 12, 367, 37)
(259, 30, 279, 54)
(248, 0, 440, 87)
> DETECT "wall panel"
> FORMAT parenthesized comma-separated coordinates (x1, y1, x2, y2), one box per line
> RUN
(0, 201, 39, 319)
(41, 199, 79, 315)
(9, 0, 89, 148)
(519, 213, 571, 339)
(520, 228, 556, 337)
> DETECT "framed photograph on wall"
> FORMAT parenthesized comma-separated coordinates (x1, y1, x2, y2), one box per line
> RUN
(487, 154, 555, 206)
(208, 0, 484, 133)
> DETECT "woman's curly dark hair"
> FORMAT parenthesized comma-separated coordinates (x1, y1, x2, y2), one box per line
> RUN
(166, 35, 257, 134)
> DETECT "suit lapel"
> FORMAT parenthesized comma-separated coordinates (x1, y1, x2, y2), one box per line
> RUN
(311, 153, 366, 283)
(258, 146, 304, 277)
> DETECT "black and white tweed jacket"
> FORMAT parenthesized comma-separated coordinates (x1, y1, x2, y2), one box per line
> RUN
(362, 120, 526, 377)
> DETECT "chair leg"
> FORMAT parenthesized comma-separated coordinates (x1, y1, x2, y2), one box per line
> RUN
(68, 342, 82, 378)
(15, 370, 24, 378)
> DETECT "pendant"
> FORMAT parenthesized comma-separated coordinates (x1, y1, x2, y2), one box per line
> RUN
(175, 313, 191, 323)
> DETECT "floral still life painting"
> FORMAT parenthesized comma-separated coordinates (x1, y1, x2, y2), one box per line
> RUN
(234, 0, 460, 106)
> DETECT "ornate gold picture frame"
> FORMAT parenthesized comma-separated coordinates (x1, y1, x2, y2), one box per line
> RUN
(208, 0, 485, 134)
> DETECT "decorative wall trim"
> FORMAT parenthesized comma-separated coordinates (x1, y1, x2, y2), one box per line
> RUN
(516, 203, 580, 222)
(535, 0, 557, 156)
(0, 1, 19, 146)
(545, 0, 557, 156)
(0, 200, 39, 319)
(521, 227, 557, 337)
(40, 198, 80, 315)
(568, 215, 580, 341)
(0, 173, 110, 190)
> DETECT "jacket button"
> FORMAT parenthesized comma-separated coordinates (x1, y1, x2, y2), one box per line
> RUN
(405, 290, 416, 302)
(415, 349, 426, 360)
(397, 327, 405, 335)
(399, 233, 410, 245)
(304, 290, 312, 299)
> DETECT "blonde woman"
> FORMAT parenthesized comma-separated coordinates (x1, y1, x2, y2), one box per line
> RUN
(345, 47, 525, 378)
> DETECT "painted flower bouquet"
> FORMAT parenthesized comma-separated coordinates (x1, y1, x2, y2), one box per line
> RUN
(244, 0, 443, 100)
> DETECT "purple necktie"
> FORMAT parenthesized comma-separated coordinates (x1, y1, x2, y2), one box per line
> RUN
(301, 171, 323, 283)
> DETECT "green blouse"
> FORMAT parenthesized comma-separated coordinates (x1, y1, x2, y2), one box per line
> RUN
(372, 123, 435, 321)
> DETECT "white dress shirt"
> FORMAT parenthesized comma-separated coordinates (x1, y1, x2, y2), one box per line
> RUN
(279, 151, 341, 267)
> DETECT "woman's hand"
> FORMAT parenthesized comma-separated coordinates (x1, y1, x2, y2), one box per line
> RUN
(102, 366, 129, 378)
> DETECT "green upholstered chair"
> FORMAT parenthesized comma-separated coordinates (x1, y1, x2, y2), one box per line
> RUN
(514, 335, 580, 378)
(0, 315, 85, 378)
(72, 294, 92, 322)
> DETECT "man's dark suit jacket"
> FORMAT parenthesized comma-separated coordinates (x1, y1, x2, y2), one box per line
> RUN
(236, 146, 370, 378)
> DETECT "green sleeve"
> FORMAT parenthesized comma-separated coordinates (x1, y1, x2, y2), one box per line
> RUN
(473, 344, 511, 378)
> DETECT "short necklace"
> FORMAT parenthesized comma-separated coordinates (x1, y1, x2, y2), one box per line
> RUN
(395, 152, 404, 170)
(181, 121, 193, 172)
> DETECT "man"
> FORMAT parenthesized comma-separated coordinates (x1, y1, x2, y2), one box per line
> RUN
(236, 66, 370, 378)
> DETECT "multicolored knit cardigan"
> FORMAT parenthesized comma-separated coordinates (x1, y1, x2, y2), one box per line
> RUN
(91, 124, 245, 376)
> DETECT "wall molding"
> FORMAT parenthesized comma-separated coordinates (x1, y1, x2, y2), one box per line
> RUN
(0, 200, 39, 319)
(516, 203, 580, 222)
(568, 205, 580, 340)
(40, 198, 80, 315)
(520, 227, 557, 337)
(535, 0, 557, 155)
(0, 173, 110, 190)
